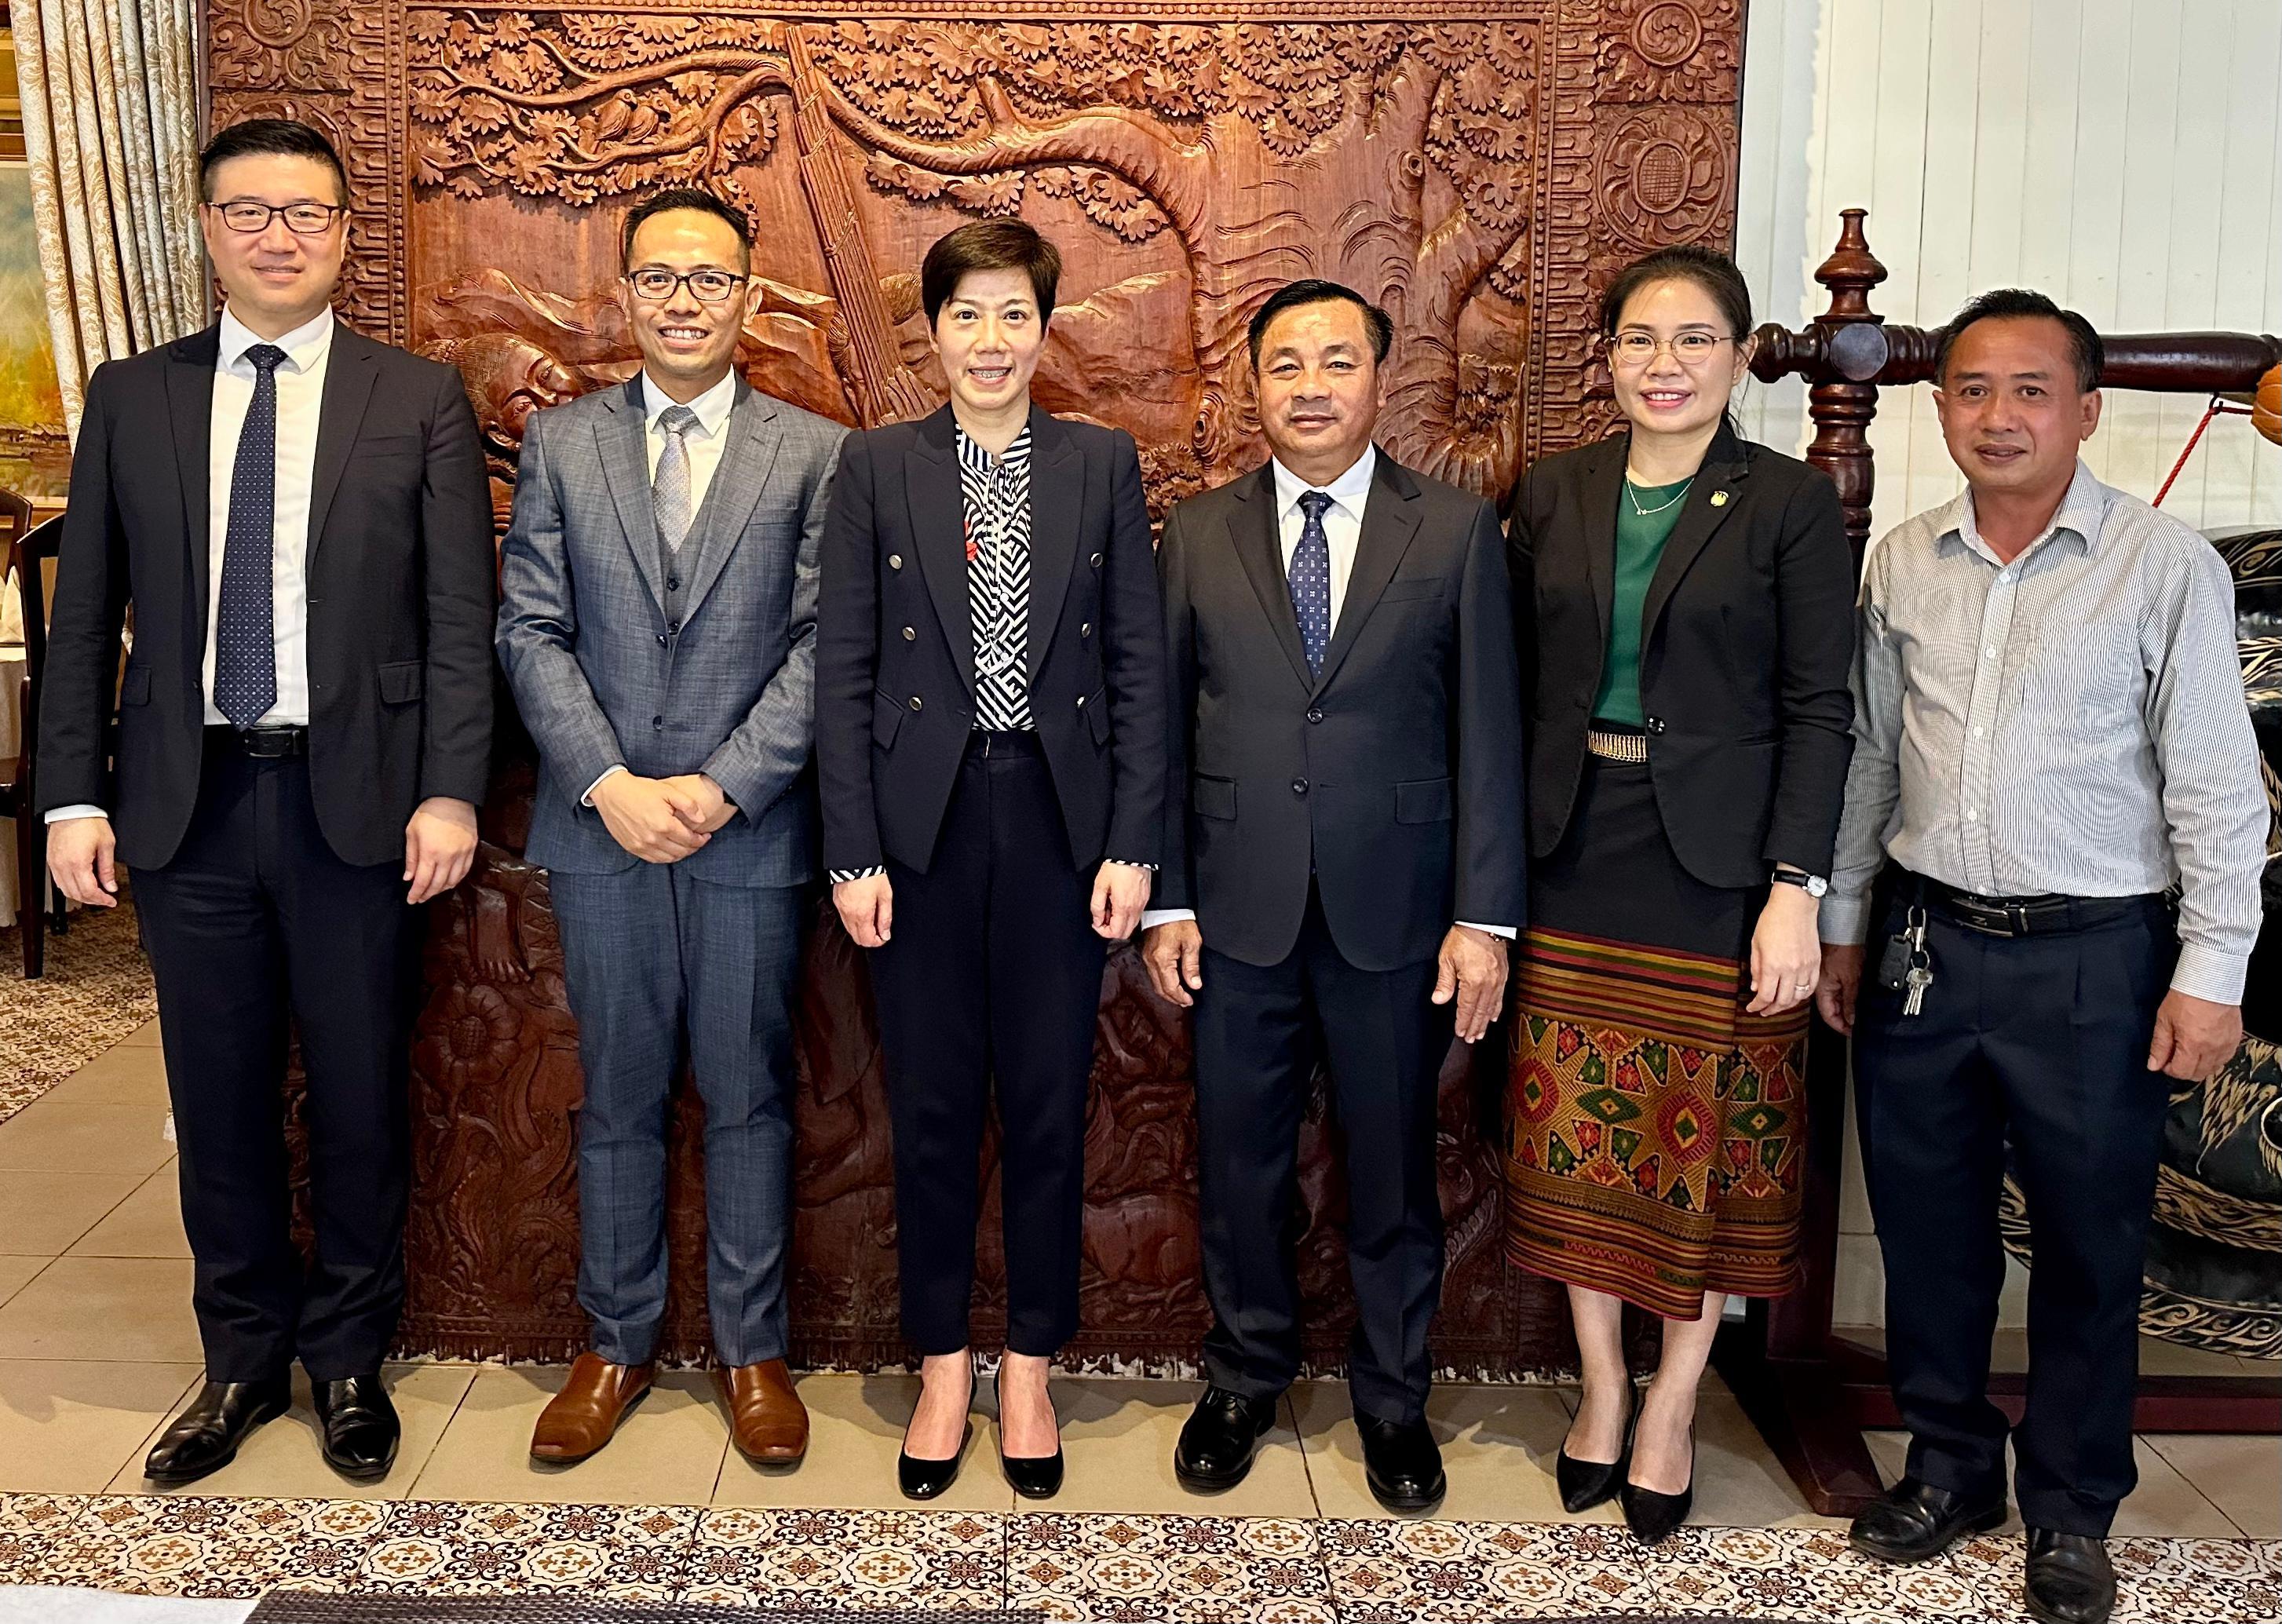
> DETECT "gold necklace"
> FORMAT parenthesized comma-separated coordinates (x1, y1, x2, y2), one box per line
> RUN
(1625, 474, 1694, 516)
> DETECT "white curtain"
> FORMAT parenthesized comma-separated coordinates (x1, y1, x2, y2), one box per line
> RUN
(9, 0, 205, 436)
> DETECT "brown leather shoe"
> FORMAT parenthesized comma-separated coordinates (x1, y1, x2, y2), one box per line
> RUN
(530, 1353, 654, 1464)
(716, 1359, 809, 1465)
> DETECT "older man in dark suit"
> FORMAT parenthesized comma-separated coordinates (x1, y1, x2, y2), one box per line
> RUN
(41, 119, 496, 1484)
(1142, 279, 1524, 1513)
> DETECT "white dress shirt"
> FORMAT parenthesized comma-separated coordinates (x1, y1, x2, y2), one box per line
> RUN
(49, 304, 333, 824)
(1142, 446, 1514, 940)
(582, 367, 742, 808)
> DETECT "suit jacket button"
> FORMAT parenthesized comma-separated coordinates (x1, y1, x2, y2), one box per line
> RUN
(889, 553, 904, 570)
(1080, 622, 1093, 637)
(1090, 551, 1104, 567)
(666, 619, 681, 633)
(902, 625, 916, 641)
(656, 634, 667, 647)
(1647, 716, 1667, 734)
(1075, 694, 1087, 707)
(1307, 707, 1324, 724)
(652, 714, 663, 729)
(1291, 777, 1308, 795)
(910, 695, 923, 711)
(667, 575, 681, 591)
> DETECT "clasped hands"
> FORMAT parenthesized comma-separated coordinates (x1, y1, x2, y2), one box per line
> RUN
(1141, 918, 1510, 1043)
(591, 771, 737, 863)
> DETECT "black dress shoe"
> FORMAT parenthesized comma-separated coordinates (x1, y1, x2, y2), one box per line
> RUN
(144, 1378, 291, 1485)
(2025, 1529, 2116, 1624)
(312, 1372, 400, 1482)
(1557, 1380, 1640, 1513)
(1356, 1414, 1445, 1513)
(1174, 1385, 1279, 1492)
(992, 1366, 1064, 1499)
(898, 1422, 973, 1500)
(1849, 1475, 2009, 1564)
(1619, 1426, 1695, 1546)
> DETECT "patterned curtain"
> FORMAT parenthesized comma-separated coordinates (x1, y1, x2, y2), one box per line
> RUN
(8, 0, 205, 436)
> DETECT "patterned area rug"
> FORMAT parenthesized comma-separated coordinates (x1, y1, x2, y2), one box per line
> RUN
(0, 1495, 2273, 1622)
(0, 898, 157, 1126)
(246, 1596, 1050, 1621)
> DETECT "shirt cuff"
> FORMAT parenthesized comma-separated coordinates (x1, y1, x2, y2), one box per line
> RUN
(1819, 894, 1871, 947)
(1105, 859, 1159, 871)
(2170, 941, 2248, 1005)
(1457, 921, 1517, 940)
(1140, 907, 1196, 929)
(43, 805, 108, 823)
(829, 867, 887, 884)
(581, 765, 627, 808)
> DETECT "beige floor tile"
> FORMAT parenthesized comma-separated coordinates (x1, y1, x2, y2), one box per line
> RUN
(0, 1095, 174, 1179)
(710, 1370, 1012, 1513)
(1292, 1377, 1604, 1522)
(2138, 1338, 2259, 1377)
(0, 1257, 47, 1310)
(0, 1257, 199, 1362)
(2112, 1437, 2242, 1537)
(0, 1168, 147, 1256)
(1685, 1390, 1851, 1530)
(411, 1364, 729, 1505)
(108, 1362, 476, 1499)
(1864, 1428, 1908, 1487)
(2145, 1433, 2281, 1536)
(46, 1044, 170, 1108)
(0, 1359, 202, 1492)
(117, 1019, 164, 1048)
(67, 1162, 188, 1260)
(1034, 1376, 1313, 1516)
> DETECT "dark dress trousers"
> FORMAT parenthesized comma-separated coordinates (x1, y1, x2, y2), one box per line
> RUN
(1156, 451, 1524, 1423)
(1510, 422, 1858, 886)
(496, 375, 848, 1367)
(38, 323, 495, 1381)
(816, 404, 1166, 1354)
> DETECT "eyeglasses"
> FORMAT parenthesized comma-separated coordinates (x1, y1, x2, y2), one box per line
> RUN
(1606, 331, 1733, 367)
(626, 268, 748, 304)
(209, 201, 345, 235)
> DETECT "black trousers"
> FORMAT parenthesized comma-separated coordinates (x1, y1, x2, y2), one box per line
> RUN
(1854, 881, 2176, 1536)
(130, 738, 418, 1381)
(870, 732, 1105, 1356)
(1192, 889, 1448, 1425)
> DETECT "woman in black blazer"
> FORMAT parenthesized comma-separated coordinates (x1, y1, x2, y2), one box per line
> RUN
(1502, 246, 1854, 1542)
(815, 221, 1167, 1502)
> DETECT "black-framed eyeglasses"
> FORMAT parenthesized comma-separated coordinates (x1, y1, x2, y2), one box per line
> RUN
(209, 200, 346, 235)
(626, 268, 749, 304)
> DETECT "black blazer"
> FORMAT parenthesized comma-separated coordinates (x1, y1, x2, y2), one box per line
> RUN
(1508, 423, 1855, 889)
(38, 322, 497, 870)
(1156, 452, 1525, 972)
(816, 404, 1166, 874)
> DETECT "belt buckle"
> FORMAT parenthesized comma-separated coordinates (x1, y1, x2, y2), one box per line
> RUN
(2006, 902, 2032, 936)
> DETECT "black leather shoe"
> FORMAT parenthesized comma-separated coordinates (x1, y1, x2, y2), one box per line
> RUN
(898, 1422, 973, 1501)
(1619, 1426, 1695, 1546)
(1849, 1475, 2009, 1564)
(312, 1372, 400, 1482)
(1356, 1414, 1445, 1513)
(1557, 1380, 1640, 1513)
(2025, 1529, 2116, 1624)
(144, 1378, 291, 1484)
(1174, 1385, 1279, 1492)
(993, 1366, 1064, 1499)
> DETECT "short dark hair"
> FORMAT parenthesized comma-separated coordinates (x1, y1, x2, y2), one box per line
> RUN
(621, 188, 754, 270)
(920, 220, 1062, 327)
(1598, 244, 1754, 339)
(1936, 288, 2104, 393)
(199, 119, 349, 207)
(1247, 279, 1395, 369)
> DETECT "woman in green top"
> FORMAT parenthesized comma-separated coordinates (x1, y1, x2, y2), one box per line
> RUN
(1502, 247, 1857, 1543)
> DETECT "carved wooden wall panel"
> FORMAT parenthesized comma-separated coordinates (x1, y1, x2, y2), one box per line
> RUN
(214, 1, 1743, 1370)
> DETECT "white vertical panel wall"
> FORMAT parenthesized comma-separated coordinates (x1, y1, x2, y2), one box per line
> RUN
(1731, 0, 2282, 1328)
(1733, 0, 2282, 542)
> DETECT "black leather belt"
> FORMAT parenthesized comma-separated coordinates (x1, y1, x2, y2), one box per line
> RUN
(206, 724, 309, 759)
(1912, 872, 2165, 938)
(967, 728, 1040, 757)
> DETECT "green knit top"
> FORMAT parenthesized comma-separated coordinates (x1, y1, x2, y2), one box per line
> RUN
(1590, 476, 1692, 727)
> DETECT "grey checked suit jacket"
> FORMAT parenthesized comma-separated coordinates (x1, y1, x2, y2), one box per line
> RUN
(497, 376, 847, 886)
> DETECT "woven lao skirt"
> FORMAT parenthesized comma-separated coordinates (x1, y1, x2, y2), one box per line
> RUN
(1502, 753, 1807, 1321)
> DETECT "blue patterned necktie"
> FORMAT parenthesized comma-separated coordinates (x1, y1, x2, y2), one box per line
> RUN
(1290, 489, 1335, 676)
(653, 404, 699, 553)
(214, 342, 289, 729)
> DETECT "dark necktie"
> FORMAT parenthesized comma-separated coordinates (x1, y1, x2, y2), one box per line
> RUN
(1290, 489, 1335, 676)
(214, 343, 288, 728)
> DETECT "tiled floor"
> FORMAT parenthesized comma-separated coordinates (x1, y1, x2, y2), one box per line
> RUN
(0, 1024, 2273, 1556)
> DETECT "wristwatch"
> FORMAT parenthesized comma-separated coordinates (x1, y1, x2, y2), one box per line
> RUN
(1772, 868, 1830, 899)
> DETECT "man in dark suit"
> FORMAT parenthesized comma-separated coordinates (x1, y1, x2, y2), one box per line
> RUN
(1141, 279, 1524, 1512)
(40, 119, 495, 1484)
(498, 188, 846, 1469)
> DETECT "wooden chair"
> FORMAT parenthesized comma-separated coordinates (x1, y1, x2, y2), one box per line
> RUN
(1, 498, 63, 977)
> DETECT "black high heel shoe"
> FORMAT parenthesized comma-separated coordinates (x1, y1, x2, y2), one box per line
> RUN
(897, 1353, 976, 1501)
(992, 1359, 1064, 1499)
(1556, 1378, 1640, 1514)
(1619, 1423, 1696, 1546)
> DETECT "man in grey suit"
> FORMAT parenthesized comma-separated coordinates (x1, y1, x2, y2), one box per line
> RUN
(497, 188, 846, 1468)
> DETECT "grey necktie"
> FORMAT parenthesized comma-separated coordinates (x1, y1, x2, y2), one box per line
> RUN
(653, 405, 699, 553)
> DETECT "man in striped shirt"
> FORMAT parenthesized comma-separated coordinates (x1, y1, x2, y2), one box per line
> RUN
(1817, 290, 2266, 1624)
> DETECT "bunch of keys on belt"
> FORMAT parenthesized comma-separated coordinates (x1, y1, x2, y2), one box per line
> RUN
(1877, 904, 1935, 1016)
